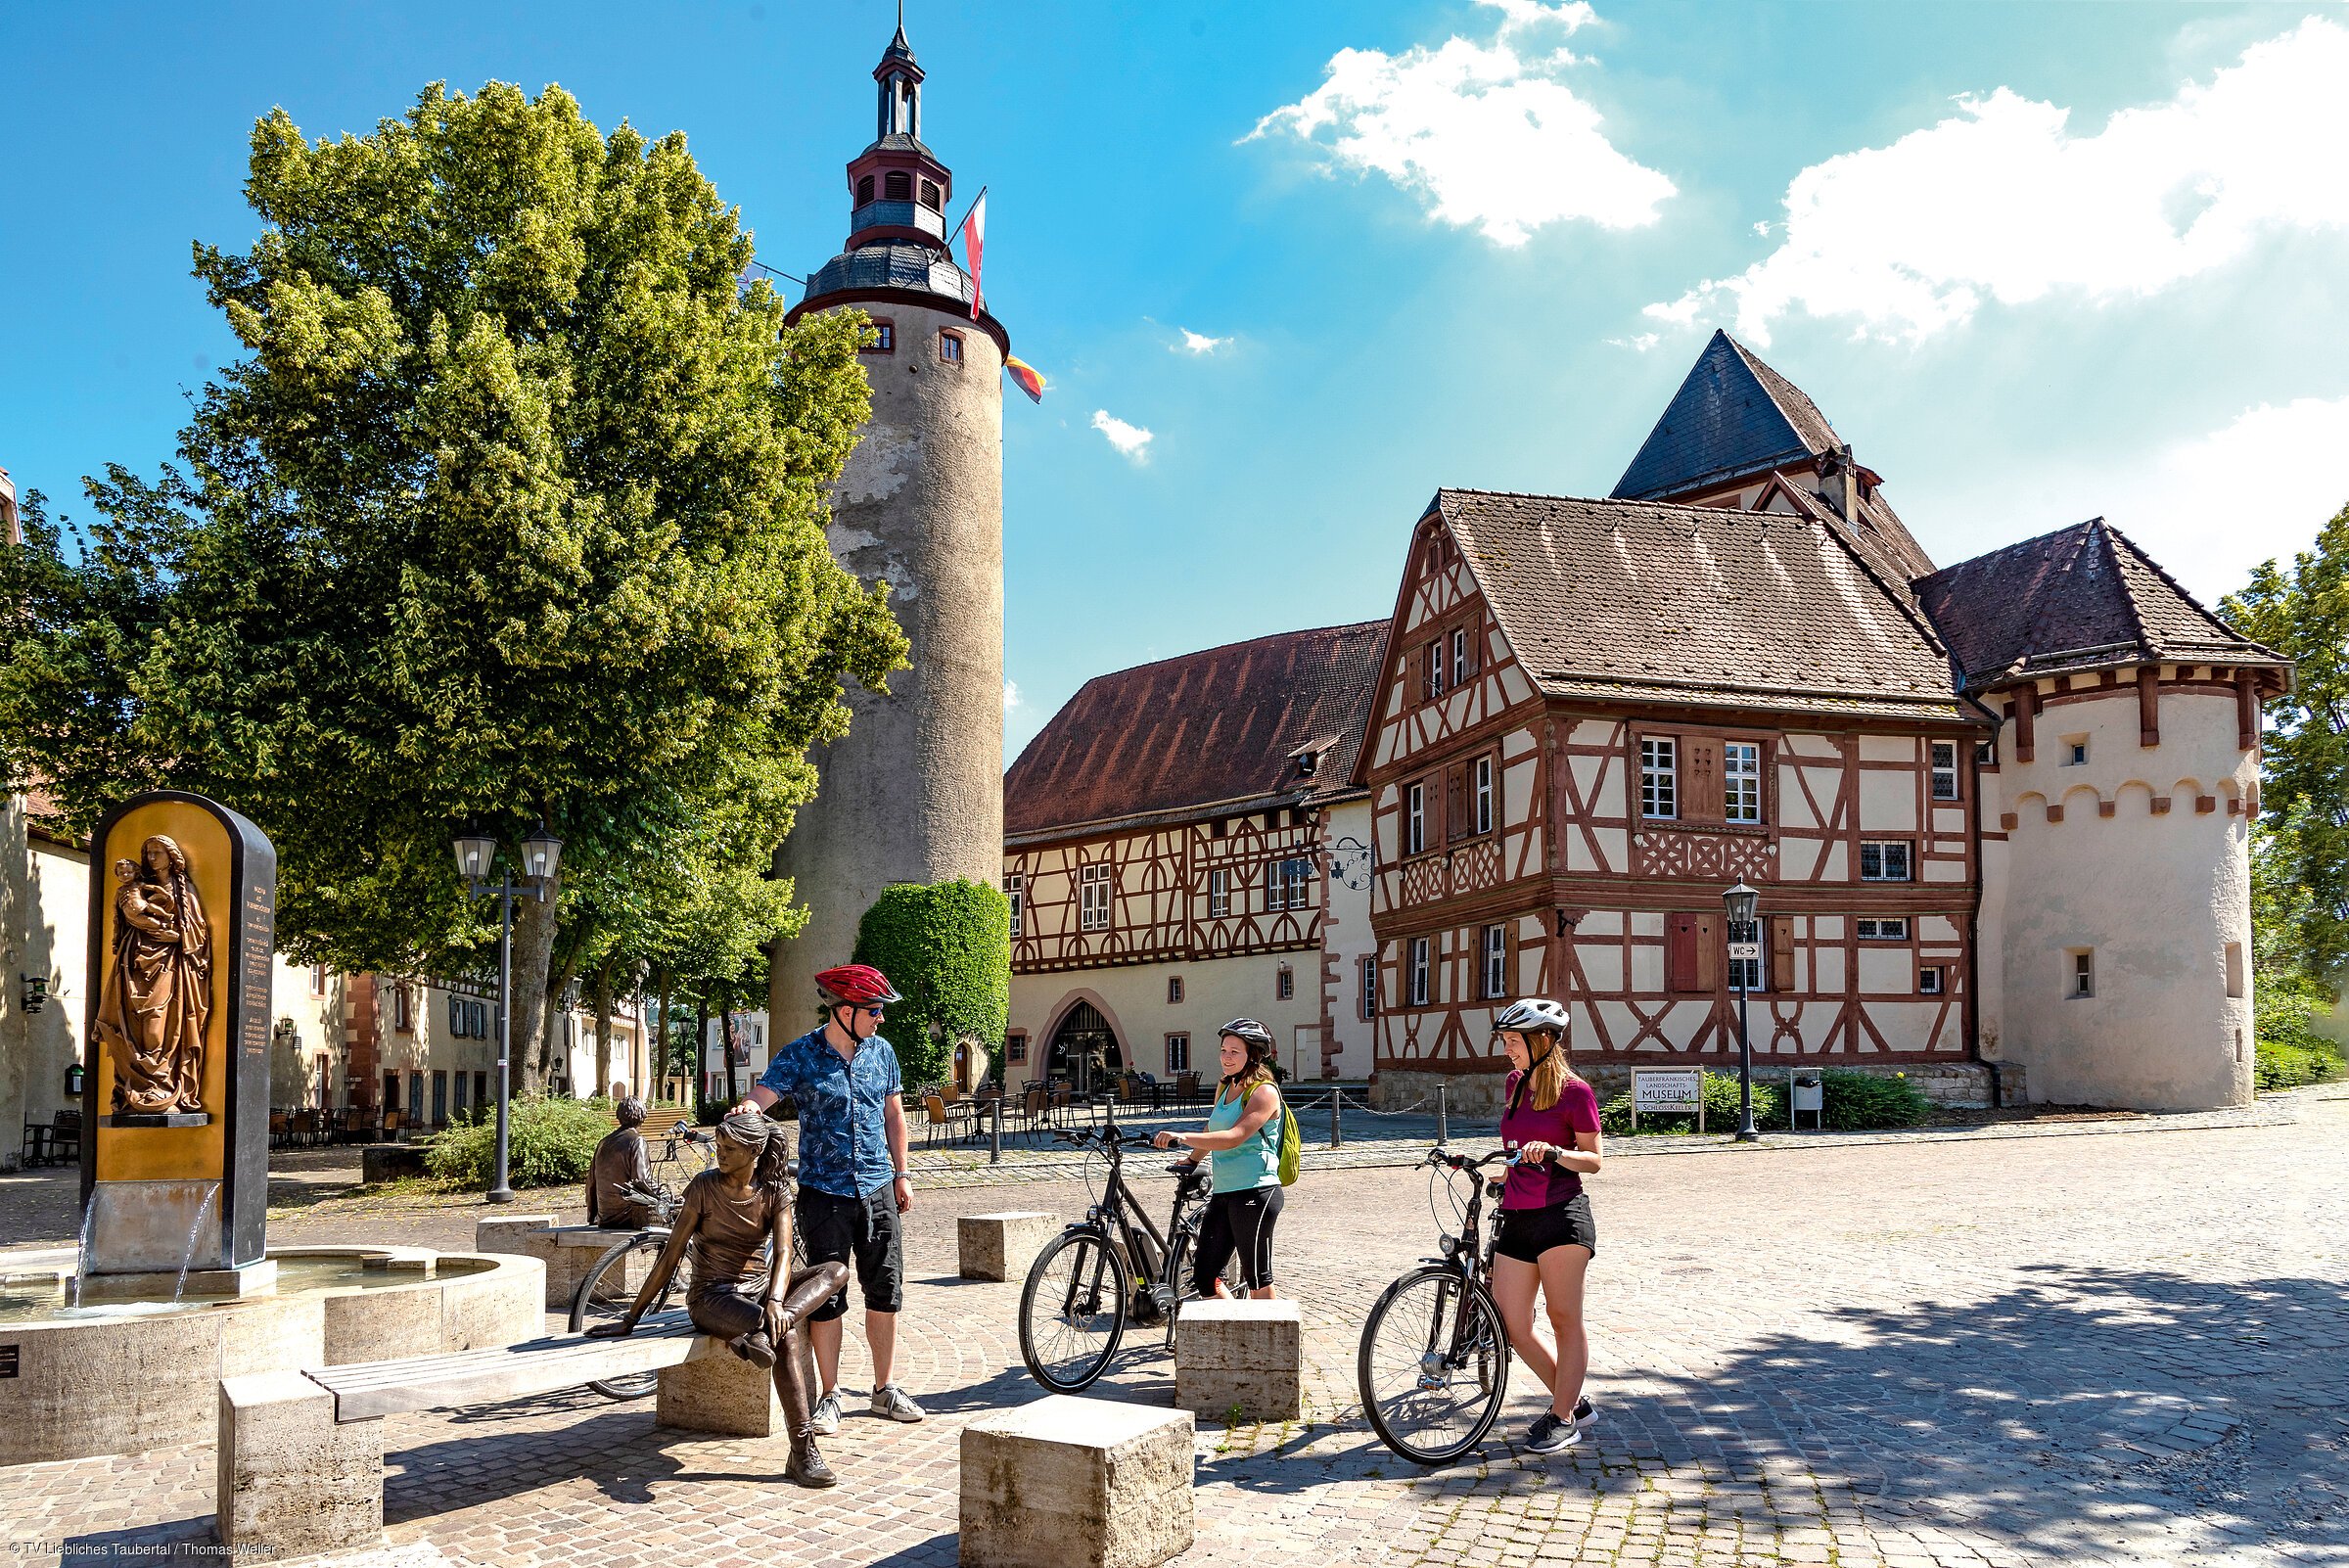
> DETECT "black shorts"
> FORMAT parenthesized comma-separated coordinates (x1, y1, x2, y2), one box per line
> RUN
(796, 1186, 904, 1319)
(1192, 1184, 1283, 1294)
(1495, 1193, 1596, 1264)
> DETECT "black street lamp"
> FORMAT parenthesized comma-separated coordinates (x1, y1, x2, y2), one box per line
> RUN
(454, 823, 564, 1203)
(1723, 878, 1761, 1143)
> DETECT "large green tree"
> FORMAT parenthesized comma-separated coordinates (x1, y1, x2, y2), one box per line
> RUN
(0, 82, 904, 1090)
(2224, 500, 2349, 984)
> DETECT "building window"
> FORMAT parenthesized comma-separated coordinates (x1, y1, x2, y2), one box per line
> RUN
(474, 1071, 488, 1108)
(1405, 781, 1427, 854)
(1361, 954, 1378, 1020)
(1208, 868, 1230, 918)
(1641, 737, 1678, 819)
(938, 329, 964, 365)
(1421, 641, 1446, 701)
(1481, 924, 1507, 1000)
(1004, 873, 1024, 937)
(431, 1071, 448, 1128)
(1168, 976, 1183, 1004)
(383, 1071, 399, 1117)
(2070, 949, 2095, 998)
(2226, 942, 2245, 999)
(864, 319, 895, 353)
(884, 170, 912, 200)
(1725, 741, 1762, 823)
(1165, 1034, 1189, 1073)
(919, 177, 942, 209)
(1930, 740, 1959, 801)
(1854, 916, 1910, 941)
(1859, 841, 1913, 882)
(1407, 938, 1431, 1007)
(857, 173, 876, 204)
(1473, 755, 1495, 835)
(311, 965, 328, 996)
(1451, 626, 1470, 688)
(2061, 736, 2089, 766)
(408, 1073, 424, 1124)
(1267, 856, 1312, 911)
(1079, 863, 1112, 931)
(392, 985, 413, 1034)
(1918, 966, 1945, 995)
(452, 1071, 468, 1114)
(1006, 1033, 1029, 1065)
(1276, 965, 1294, 1001)
(1728, 953, 1764, 992)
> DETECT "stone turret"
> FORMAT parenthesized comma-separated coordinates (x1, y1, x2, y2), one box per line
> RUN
(770, 22, 1009, 1026)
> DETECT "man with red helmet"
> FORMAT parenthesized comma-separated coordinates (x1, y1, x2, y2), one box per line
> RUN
(743, 963, 924, 1428)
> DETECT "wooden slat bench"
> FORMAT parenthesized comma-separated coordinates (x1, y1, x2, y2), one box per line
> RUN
(216, 1310, 783, 1555)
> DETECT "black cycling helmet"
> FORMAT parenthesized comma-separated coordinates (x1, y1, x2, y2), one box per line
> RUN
(1217, 1018, 1274, 1049)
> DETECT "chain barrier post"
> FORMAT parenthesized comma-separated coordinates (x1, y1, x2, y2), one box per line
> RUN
(1330, 1088, 1343, 1148)
(990, 1094, 1002, 1164)
(1437, 1083, 1449, 1146)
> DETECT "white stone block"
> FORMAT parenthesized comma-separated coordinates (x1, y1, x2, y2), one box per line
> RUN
(216, 1370, 384, 1554)
(957, 1212, 1061, 1282)
(1174, 1298, 1303, 1422)
(656, 1339, 782, 1437)
(960, 1394, 1194, 1568)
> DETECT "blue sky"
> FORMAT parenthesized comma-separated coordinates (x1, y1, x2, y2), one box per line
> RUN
(4, 3, 2346, 761)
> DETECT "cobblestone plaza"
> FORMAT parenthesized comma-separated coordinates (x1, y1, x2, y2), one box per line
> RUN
(3, 1087, 2344, 1568)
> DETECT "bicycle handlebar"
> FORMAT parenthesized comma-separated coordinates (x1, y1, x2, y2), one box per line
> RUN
(1427, 1147, 1521, 1173)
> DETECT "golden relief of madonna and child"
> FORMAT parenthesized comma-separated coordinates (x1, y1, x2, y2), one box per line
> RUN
(92, 834, 214, 1118)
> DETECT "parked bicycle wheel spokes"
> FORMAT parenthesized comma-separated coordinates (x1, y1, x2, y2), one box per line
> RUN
(1359, 1266, 1509, 1463)
(1019, 1229, 1126, 1391)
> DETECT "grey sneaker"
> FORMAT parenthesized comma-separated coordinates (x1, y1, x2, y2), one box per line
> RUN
(1572, 1395, 1598, 1431)
(810, 1390, 843, 1436)
(1525, 1411, 1580, 1454)
(870, 1383, 926, 1423)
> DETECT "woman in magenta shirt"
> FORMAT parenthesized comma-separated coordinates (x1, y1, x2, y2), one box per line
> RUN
(1488, 997, 1603, 1454)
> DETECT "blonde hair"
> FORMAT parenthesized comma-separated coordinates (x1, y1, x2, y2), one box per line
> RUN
(1519, 1032, 1577, 1113)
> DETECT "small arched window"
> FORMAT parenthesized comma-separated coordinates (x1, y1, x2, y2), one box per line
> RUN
(884, 170, 912, 201)
(919, 179, 942, 210)
(856, 174, 875, 205)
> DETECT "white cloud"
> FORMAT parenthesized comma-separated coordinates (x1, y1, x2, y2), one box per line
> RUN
(1607, 332, 1660, 351)
(1002, 680, 1022, 714)
(1650, 17, 2349, 343)
(1090, 409, 1154, 462)
(1174, 328, 1228, 354)
(1930, 396, 2349, 606)
(1248, 1, 1673, 246)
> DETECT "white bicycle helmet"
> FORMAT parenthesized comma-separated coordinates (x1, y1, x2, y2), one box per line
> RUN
(1493, 997, 1570, 1036)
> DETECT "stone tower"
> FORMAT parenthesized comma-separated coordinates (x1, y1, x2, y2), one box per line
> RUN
(1916, 520, 2290, 1111)
(770, 20, 1008, 1026)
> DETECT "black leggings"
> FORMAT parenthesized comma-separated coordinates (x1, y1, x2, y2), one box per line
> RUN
(1191, 1185, 1283, 1294)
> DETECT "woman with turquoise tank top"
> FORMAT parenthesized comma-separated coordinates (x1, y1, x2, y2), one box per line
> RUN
(1152, 1018, 1284, 1300)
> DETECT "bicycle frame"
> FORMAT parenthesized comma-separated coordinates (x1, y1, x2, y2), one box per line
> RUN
(1052, 1127, 1210, 1321)
(1424, 1150, 1512, 1372)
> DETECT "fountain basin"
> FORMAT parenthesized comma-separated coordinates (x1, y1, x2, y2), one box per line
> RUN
(0, 1245, 543, 1466)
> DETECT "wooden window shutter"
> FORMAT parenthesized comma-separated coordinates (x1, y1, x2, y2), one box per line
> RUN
(1769, 914, 1795, 992)
(1694, 911, 1721, 992)
(1666, 913, 1700, 992)
(1681, 736, 1724, 825)
(1446, 763, 1468, 843)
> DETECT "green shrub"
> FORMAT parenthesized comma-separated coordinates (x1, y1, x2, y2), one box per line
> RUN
(2253, 962, 2344, 1090)
(852, 878, 1011, 1089)
(1818, 1068, 1932, 1130)
(422, 1094, 614, 1189)
(2255, 1036, 2347, 1090)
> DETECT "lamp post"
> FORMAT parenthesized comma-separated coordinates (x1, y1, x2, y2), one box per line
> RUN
(454, 823, 564, 1203)
(1723, 878, 1760, 1142)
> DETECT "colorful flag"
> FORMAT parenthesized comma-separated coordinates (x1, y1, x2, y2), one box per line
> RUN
(960, 189, 988, 320)
(1004, 354, 1046, 404)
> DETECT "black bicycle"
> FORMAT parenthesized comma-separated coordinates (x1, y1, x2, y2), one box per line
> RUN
(1356, 1147, 1520, 1464)
(1016, 1123, 1240, 1392)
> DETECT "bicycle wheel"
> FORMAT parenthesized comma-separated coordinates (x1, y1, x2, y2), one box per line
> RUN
(1018, 1228, 1127, 1392)
(570, 1232, 678, 1401)
(1161, 1230, 1248, 1348)
(1357, 1265, 1511, 1465)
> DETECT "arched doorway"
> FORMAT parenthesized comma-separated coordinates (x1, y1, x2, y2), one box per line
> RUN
(1048, 1001, 1124, 1093)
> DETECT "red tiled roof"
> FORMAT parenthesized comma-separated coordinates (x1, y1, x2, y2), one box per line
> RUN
(1436, 489, 1965, 720)
(1913, 518, 2283, 692)
(1004, 622, 1388, 840)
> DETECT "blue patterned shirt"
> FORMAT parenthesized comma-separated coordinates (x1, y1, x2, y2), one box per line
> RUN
(758, 1028, 903, 1199)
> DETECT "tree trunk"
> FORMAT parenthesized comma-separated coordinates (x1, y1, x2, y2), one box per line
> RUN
(656, 966, 671, 1101)
(509, 888, 561, 1096)
(536, 925, 587, 1089)
(721, 990, 741, 1105)
(592, 957, 615, 1099)
(696, 992, 711, 1110)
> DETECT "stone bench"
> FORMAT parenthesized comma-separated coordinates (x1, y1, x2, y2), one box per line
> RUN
(216, 1310, 772, 1555)
(473, 1215, 650, 1308)
(1174, 1298, 1302, 1422)
(960, 1394, 1194, 1568)
(957, 1211, 1060, 1282)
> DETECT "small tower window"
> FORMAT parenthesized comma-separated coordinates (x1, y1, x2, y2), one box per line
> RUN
(884, 170, 912, 201)
(937, 329, 964, 365)
(863, 319, 895, 353)
(919, 178, 942, 209)
(2069, 948, 2095, 999)
(2060, 735, 2089, 766)
(857, 174, 875, 205)
(1917, 966, 1944, 995)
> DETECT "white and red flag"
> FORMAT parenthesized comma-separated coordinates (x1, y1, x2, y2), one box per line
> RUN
(960, 188, 987, 319)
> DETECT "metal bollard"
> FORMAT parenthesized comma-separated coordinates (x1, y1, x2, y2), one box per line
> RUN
(1329, 1088, 1343, 1149)
(990, 1096, 1002, 1164)
(1437, 1084, 1449, 1147)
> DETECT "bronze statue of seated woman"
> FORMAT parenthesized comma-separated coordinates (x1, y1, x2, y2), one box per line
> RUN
(588, 1109, 848, 1487)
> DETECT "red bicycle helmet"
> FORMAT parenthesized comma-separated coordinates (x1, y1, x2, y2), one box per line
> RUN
(814, 964, 902, 1005)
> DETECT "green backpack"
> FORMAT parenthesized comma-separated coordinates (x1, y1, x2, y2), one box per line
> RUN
(1274, 1095, 1301, 1186)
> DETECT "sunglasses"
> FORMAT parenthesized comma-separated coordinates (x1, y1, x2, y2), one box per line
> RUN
(839, 1003, 885, 1018)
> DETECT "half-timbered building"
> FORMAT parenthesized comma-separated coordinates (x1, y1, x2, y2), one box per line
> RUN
(1001, 624, 1386, 1084)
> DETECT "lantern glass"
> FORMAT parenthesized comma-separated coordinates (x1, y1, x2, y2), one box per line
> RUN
(1723, 878, 1760, 930)
(453, 832, 497, 883)
(521, 824, 564, 884)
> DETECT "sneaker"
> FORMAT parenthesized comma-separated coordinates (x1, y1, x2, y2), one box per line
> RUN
(1572, 1395, 1598, 1431)
(810, 1390, 843, 1436)
(1525, 1411, 1581, 1454)
(870, 1383, 926, 1423)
